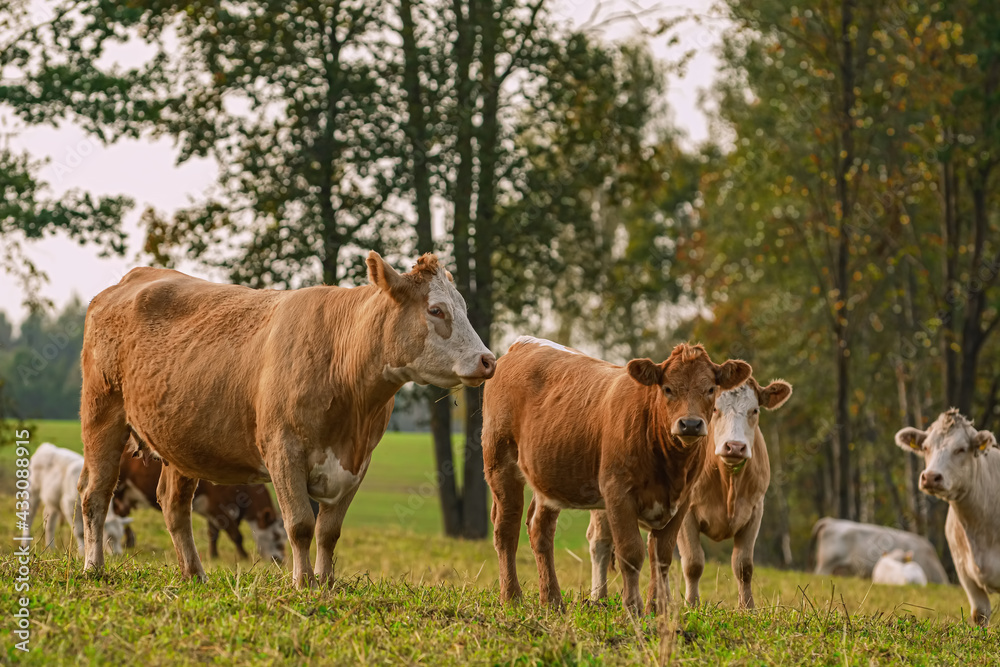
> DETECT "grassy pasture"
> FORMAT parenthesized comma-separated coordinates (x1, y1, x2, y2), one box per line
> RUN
(2, 422, 997, 664)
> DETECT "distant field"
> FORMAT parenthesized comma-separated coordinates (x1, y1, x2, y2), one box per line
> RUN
(3, 420, 595, 549)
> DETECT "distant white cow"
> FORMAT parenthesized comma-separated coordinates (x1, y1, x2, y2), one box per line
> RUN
(872, 549, 928, 586)
(895, 408, 1000, 626)
(25, 443, 131, 555)
(810, 518, 948, 584)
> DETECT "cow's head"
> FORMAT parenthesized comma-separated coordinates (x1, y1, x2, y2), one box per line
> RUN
(894, 408, 997, 502)
(627, 343, 752, 446)
(102, 505, 133, 555)
(710, 378, 792, 467)
(368, 252, 496, 388)
(251, 508, 286, 563)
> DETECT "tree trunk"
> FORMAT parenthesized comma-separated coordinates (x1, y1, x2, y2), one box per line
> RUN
(833, 0, 856, 521)
(399, 0, 465, 537)
(459, 0, 500, 540)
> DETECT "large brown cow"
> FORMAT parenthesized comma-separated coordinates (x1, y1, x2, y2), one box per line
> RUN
(588, 377, 792, 610)
(483, 336, 751, 613)
(895, 409, 1000, 626)
(78, 252, 495, 587)
(115, 451, 287, 562)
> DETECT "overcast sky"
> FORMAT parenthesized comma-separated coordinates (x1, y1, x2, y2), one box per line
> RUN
(0, 0, 726, 326)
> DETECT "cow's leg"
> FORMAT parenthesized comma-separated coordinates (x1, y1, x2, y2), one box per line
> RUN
(586, 511, 613, 602)
(645, 501, 689, 615)
(207, 522, 221, 559)
(527, 498, 562, 608)
(485, 458, 524, 603)
(605, 500, 645, 615)
(956, 564, 992, 626)
(157, 466, 206, 582)
(267, 448, 317, 588)
(314, 486, 360, 587)
(225, 523, 249, 559)
(79, 390, 129, 575)
(732, 504, 763, 610)
(677, 511, 704, 607)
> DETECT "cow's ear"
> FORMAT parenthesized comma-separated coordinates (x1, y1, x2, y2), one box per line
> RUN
(367, 251, 406, 300)
(972, 429, 997, 456)
(715, 360, 752, 390)
(760, 380, 793, 410)
(627, 359, 663, 386)
(894, 427, 927, 455)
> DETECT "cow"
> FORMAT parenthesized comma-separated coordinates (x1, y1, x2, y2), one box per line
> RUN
(78, 252, 495, 588)
(895, 408, 1000, 626)
(483, 336, 751, 614)
(810, 518, 948, 584)
(25, 443, 131, 555)
(657, 377, 793, 610)
(114, 450, 287, 562)
(872, 549, 928, 586)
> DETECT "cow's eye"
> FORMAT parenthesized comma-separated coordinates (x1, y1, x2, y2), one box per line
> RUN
(708, 387, 715, 396)
(428, 306, 444, 318)
(663, 387, 673, 396)
(751, 408, 759, 415)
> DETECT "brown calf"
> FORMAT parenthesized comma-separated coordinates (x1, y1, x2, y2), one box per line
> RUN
(483, 337, 751, 613)
(115, 451, 286, 562)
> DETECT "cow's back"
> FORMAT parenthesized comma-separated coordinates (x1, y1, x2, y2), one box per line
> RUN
(83, 268, 292, 483)
(484, 340, 629, 499)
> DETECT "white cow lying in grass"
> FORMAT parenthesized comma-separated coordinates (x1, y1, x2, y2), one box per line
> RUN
(25, 443, 131, 555)
(872, 549, 928, 586)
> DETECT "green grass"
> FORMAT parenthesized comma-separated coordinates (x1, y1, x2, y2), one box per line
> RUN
(2, 423, 998, 664)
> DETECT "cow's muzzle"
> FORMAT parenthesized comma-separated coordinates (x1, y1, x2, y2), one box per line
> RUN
(460, 353, 497, 386)
(719, 440, 750, 465)
(672, 417, 707, 443)
(919, 470, 946, 495)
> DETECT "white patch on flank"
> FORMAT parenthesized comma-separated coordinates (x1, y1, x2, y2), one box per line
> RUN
(642, 502, 665, 523)
(640, 501, 676, 530)
(512, 336, 581, 355)
(308, 449, 368, 506)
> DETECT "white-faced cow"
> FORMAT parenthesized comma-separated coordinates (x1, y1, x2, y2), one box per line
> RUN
(25, 443, 131, 555)
(810, 518, 948, 584)
(895, 408, 1000, 626)
(483, 337, 751, 614)
(78, 253, 494, 587)
(665, 377, 792, 609)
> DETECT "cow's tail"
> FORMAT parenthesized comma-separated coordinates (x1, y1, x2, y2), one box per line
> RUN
(808, 517, 829, 571)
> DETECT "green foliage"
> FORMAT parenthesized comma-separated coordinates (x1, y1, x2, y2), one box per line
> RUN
(0, 300, 87, 419)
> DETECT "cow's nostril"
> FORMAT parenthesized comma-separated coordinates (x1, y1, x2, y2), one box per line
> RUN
(481, 354, 496, 374)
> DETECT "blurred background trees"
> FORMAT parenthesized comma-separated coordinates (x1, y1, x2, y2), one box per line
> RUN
(1, 0, 998, 560)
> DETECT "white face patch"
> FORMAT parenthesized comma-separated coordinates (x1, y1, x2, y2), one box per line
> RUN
(511, 336, 582, 355)
(391, 271, 493, 387)
(712, 384, 759, 459)
(308, 449, 368, 505)
(922, 422, 979, 500)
